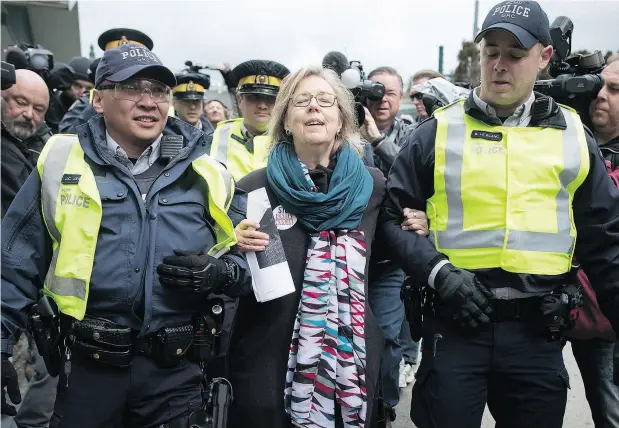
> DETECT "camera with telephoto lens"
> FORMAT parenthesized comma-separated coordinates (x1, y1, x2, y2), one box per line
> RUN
(341, 60, 385, 125)
(533, 16, 605, 128)
(5, 44, 54, 79)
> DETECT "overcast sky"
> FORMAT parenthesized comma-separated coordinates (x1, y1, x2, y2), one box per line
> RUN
(77, 0, 619, 89)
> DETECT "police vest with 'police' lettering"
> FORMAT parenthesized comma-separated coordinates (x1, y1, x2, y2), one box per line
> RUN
(36, 135, 237, 320)
(427, 100, 590, 276)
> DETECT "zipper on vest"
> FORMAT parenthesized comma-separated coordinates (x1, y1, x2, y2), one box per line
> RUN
(5, 194, 39, 252)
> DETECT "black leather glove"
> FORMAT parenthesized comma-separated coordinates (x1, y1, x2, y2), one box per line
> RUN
(434, 263, 494, 330)
(1, 355, 21, 416)
(157, 250, 237, 294)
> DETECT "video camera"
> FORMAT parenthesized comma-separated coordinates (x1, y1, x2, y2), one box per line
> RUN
(341, 61, 385, 125)
(183, 61, 212, 89)
(534, 16, 605, 126)
(5, 43, 54, 79)
(1, 60, 16, 90)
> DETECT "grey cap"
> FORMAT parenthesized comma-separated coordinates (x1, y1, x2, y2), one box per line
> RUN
(95, 44, 175, 88)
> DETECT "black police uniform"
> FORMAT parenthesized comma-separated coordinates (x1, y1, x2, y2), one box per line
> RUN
(379, 3, 619, 427)
(58, 28, 153, 134)
(173, 73, 214, 133)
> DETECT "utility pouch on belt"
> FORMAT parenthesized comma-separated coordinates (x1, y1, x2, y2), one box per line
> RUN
(541, 286, 584, 341)
(27, 295, 62, 377)
(71, 316, 132, 367)
(401, 278, 423, 342)
(151, 324, 194, 368)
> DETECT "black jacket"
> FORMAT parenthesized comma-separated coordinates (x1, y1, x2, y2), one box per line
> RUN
(380, 91, 619, 328)
(226, 166, 386, 428)
(371, 116, 415, 176)
(600, 134, 619, 170)
(1, 123, 50, 218)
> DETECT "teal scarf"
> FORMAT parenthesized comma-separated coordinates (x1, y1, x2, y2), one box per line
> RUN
(266, 141, 373, 232)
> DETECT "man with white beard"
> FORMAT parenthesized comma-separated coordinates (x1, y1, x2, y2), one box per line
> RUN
(1, 69, 51, 218)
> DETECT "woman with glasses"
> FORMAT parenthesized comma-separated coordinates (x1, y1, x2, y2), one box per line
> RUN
(226, 66, 386, 428)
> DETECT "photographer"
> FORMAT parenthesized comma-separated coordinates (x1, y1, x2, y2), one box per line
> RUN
(46, 56, 93, 133)
(564, 59, 619, 428)
(361, 66, 414, 175)
(359, 66, 418, 423)
(409, 70, 445, 122)
(592, 61, 619, 169)
(1, 69, 51, 218)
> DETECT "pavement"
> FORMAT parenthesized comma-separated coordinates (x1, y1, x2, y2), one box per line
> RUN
(393, 342, 594, 428)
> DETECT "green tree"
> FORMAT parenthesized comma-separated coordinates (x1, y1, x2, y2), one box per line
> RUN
(89, 43, 95, 60)
(453, 41, 480, 85)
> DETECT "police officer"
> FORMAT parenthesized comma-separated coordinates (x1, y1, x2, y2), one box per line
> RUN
(58, 27, 154, 134)
(173, 73, 214, 133)
(210, 59, 289, 181)
(380, 2, 619, 427)
(1, 44, 249, 427)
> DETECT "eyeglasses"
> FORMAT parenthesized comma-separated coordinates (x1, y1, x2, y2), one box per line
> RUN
(410, 92, 423, 101)
(97, 79, 172, 104)
(290, 92, 337, 107)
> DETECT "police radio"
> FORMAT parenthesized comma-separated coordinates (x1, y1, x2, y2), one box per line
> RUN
(160, 135, 185, 161)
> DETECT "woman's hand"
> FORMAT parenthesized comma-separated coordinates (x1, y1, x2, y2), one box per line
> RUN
(235, 219, 270, 252)
(401, 208, 429, 236)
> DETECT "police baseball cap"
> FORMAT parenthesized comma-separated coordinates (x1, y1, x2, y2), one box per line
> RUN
(474, 1, 552, 49)
(95, 44, 176, 89)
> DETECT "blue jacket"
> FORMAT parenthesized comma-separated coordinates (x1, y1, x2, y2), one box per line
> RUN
(58, 95, 93, 134)
(1, 114, 249, 354)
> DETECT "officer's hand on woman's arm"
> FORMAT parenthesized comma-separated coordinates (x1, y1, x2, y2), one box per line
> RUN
(401, 208, 429, 235)
(234, 219, 269, 252)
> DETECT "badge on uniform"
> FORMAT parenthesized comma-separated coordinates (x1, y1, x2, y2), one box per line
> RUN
(471, 130, 503, 141)
(61, 174, 81, 185)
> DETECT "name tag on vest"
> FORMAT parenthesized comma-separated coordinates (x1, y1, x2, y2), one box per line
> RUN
(471, 130, 503, 142)
(61, 174, 81, 184)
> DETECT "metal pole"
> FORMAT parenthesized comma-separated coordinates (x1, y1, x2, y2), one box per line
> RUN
(438, 45, 444, 74)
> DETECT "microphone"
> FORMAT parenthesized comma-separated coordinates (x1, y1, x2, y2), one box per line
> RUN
(322, 51, 349, 77)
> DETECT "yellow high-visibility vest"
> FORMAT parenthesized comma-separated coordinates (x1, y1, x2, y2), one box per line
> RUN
(210, 118, 270, 181)
(427, 100, 590, 275)
(36, 135, 237, 320)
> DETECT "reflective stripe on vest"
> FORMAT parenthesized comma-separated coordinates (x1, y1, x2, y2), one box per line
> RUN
(211, 119, 269, 181)
(37, 135, 237, 320)
(37, 135, 102, 320)
(427, 100, 590, 275)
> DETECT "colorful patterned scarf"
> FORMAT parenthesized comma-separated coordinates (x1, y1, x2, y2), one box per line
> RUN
(283, 159, 368, 428)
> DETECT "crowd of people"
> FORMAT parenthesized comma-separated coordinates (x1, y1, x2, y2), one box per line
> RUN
(1, 1, 618, 428)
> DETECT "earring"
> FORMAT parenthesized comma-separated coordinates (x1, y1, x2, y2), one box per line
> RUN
(285, 129, 291, 136)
